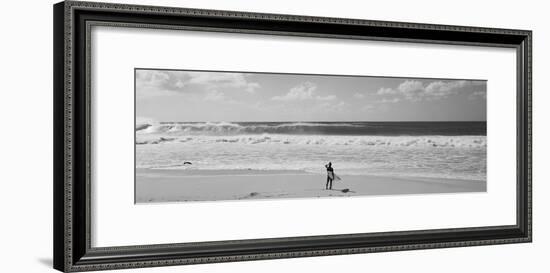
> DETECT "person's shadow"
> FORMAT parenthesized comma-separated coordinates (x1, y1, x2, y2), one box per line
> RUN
(329, 188, 354, 193)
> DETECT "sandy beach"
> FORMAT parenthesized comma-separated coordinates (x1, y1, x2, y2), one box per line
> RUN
(135, 168, 486, 203)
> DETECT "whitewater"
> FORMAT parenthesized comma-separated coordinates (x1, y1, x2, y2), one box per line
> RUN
(136, 121, 486, 181)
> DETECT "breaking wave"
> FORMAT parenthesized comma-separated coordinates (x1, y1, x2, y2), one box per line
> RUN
(135, 121, 487, 181)
(136, 134, 486, 148)
(136, 121, 486, 136)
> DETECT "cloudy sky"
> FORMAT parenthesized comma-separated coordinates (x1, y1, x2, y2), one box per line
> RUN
(135, 69, 486, 122)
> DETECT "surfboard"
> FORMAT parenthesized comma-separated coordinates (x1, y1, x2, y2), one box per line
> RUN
(328, 172, 341, 181)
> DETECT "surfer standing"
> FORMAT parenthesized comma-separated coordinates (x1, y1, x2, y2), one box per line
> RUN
(325, 162, 334, 190)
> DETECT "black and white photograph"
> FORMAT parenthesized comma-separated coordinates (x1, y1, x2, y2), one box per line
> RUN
(39, 0, 538, 272)
(135, 69, 487, 203)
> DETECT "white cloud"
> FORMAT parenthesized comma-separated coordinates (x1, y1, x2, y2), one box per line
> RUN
(361, 104, 374, 111)
(272, 82, 316, 101)
(376, 87, 397, 95)
(468, 90, 487, 100)
(186, 72, 260, 93)
(398, 80, 425, 95)
(353, 93, 366, 99)
(203, 90, 226, 101)
(424, 80, 468, 97)
(271, 82, 336, 101)
(174, 79, 186, 88)
(317, 95, 337, 101)
(135, 71, 178, 99)
(136, 70, 169, 89)
(378, 98, 401, 104)
(318, 101, 347, 112)
(333, 101, 347, 111)
(245, 82, 261, 93)
(135, 71, 172, 94)
(377, 80, 479, 101)
(135, 70, 261, 99)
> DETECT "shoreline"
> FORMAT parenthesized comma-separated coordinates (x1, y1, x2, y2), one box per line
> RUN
(136, 168, 486, 203)
(136, 168, 309, 176)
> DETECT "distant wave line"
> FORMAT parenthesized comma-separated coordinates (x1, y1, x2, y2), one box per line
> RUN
(136, 121, 486, 136)
(135, 134, 487, 148)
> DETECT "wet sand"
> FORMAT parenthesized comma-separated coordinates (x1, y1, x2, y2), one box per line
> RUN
(135, 169, 486, 203)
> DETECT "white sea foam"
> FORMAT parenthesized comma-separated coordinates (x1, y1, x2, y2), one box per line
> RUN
(136, 136, 486, 181)
(135, 121, 487, 181)
(136, 134, 486, 148)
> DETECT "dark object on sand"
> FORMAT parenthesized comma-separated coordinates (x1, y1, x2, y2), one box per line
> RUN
(183, 161, 192, 165)
(341, 189, 350, 193)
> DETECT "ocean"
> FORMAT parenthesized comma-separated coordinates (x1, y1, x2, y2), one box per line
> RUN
(135, 121, 487, 181)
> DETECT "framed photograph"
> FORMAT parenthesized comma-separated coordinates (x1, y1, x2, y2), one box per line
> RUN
(53, 1, 532, 272)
